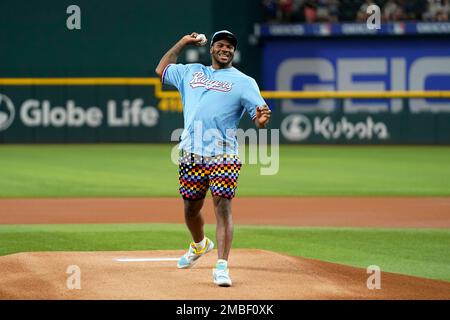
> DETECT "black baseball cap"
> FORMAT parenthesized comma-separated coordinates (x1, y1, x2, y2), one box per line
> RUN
(211, 30, 238, 48)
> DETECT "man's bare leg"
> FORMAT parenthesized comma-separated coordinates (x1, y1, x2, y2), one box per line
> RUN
(184, 198, 205, 243)
(212, 196, 233, 261)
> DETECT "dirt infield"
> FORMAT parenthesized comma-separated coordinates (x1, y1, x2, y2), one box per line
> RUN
(1, 197, 450, 227)
(1, 249, 449, 300)
(1, 196, 449, 300)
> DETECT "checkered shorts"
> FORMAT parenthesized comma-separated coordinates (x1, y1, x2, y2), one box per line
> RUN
(178, 151, 242, 200)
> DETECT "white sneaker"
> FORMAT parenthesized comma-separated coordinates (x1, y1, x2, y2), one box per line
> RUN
(213, 264, 232, 287)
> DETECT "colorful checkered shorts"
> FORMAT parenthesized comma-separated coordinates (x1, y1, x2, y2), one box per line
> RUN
(178, 151, 242, 200)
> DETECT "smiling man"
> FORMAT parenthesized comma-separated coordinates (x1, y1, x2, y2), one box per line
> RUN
(155, 30, 271, 287)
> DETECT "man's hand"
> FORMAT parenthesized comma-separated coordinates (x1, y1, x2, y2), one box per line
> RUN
(182, 32, 206, 47)
(255, 105, 271, 128)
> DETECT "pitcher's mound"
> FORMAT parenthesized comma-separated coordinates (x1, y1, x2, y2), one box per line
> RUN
(0, 249, 448, 300)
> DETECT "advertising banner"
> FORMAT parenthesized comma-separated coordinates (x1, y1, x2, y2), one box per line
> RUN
(0, 86, 183, 143)
(263, 36, 450, 144)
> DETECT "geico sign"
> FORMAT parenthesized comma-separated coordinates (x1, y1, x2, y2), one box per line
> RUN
(281, 114, 389, 141)
(20, 98, 158, 127)
(276, 57, 450, 113)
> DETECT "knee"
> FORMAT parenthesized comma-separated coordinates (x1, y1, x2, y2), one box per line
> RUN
(184, 200, 203, 218)
(213, 197, 232, 217)
(185, 207, 201, 219)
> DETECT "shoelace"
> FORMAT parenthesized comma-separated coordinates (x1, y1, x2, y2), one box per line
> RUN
(185, 243, 204, 260)
(214, 268, 229, 279)
(185, 247, 198, 260)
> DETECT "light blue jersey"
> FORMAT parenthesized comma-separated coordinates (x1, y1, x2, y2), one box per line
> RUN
(162, 63, 266, 156)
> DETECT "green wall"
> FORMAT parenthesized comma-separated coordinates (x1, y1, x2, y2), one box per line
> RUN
(0, 0, 213, 76)
(0, 0, 262, 79)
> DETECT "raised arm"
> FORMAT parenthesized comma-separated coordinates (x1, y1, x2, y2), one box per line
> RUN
(155, 32, 205, 79)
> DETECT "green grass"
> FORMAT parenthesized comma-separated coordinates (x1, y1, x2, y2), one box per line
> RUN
(1, 144, 450, 197)
(0, 223, 449, 282)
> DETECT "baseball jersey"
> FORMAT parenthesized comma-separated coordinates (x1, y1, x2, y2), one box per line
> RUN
(162, 63, 266, 156)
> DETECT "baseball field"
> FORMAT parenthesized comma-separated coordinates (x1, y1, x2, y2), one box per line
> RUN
(0, 144, 449, 299)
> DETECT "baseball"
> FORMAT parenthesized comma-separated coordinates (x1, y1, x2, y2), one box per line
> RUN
(196, 33, 207, 46)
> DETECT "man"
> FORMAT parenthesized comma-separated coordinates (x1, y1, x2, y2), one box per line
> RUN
(155, 30, 271, 287)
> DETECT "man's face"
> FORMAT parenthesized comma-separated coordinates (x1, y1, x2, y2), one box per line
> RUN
(210, 39, 235, 67)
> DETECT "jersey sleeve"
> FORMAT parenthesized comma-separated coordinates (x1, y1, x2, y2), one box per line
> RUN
(162, 63, 189, 90)
(241, 78, 267, 120)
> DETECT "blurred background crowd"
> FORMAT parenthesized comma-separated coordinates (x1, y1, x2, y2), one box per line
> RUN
(262, 0, 450, 23)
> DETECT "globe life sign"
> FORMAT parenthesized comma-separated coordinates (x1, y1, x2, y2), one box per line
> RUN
(4, 97, 160, 128)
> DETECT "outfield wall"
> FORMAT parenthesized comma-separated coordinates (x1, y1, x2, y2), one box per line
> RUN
(1, 85, 449, 144)
(1, 1, 449, 144)
(0, 0, 263, 143)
